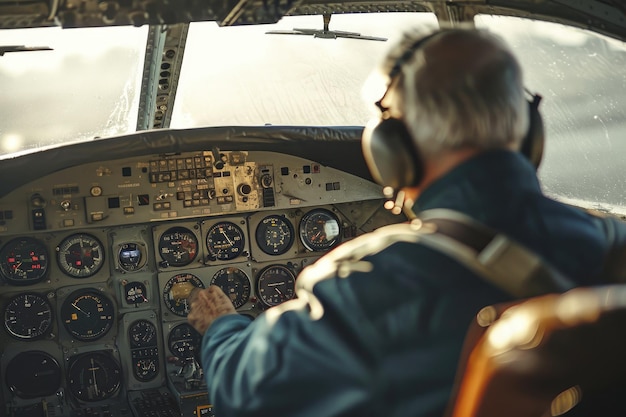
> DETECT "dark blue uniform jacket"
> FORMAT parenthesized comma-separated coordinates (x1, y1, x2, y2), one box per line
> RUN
(199, 150, 626, 417)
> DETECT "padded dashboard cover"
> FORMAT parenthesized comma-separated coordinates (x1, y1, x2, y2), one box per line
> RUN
(0, 126, 373, 198)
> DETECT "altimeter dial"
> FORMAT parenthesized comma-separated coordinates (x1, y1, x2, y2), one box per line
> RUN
(0, 237, 49, 285)
(158, 227, 198, 267)
(299, 209, 341, 251)
(3, 292, 53, 340)
(210, 267, 251, 308)
(255, 215, 294, 255)
(60, 289, 114, 341)
(57, 233, 105, 278)
(206, 221, 245, 261)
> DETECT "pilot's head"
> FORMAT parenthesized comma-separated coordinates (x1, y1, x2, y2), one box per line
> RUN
(362, 27, 542, 210)
(381, 28, 529, 157)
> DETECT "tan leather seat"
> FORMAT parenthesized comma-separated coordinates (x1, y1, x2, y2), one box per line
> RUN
(445, 286, 626, 417)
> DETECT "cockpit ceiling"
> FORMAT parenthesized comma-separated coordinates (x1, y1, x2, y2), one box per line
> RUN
(0, 0, 624, 41)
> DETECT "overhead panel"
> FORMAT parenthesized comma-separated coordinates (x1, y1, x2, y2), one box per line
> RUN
(0, 1, 623, 40)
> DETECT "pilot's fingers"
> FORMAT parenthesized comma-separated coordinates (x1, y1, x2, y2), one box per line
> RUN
(187, 286, 236, 334)
(188, 286, 202, 304)
(205, 285, 238, 316)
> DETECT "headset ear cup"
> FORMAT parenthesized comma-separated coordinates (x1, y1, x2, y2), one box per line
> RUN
(362, 118, 423, 189)
(520, 97, 545, 169)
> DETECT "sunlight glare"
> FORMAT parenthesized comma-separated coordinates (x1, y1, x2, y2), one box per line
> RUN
(1, 133, 23, 153)
(361, 70, 389, 117)
(486, 308, 539, 352)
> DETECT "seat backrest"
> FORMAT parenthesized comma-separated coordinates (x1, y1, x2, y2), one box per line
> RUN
(445, 285, 626, 417)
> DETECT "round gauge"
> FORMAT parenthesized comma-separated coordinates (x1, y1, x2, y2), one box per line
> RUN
(118, 242, 145, 271)
(0, 237, 49, 285)
(4, 292, 53, 340)
(256, 265, 296, 307)
(158, 227, 198, 267)
(60, 289, 115, 341)
(299, 209, 342, 252)
(206, 221, 245, 261)
(57, 233, 105, 278)
(134, 358, 159, 382)
(163, 273, 205, 317)
(67, 351, 121, 402)
(128, 320, 159, 382)
(124, 281, 149, 305)
(5, 351, 61, 399)
(255, 215, 294, 255)
(129, 319, 157, 348)
(210, 267, 251, 309)
(168, 323, 201, 360)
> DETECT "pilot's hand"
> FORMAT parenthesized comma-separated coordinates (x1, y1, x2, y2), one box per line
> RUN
(187, 285, 237, 335)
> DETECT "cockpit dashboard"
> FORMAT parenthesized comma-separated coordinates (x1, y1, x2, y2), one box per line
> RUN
(0, 126, 400, 417)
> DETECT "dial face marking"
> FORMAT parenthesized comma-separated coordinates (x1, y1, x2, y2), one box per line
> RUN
(60, 290, 114, 341)
(125, 281, 149, 305)
(163, 273, 205, 316)
(118, 242, 146, 271)
(256, 264, 296, 307)
(206, 221, 245, 261)
(255, 215, 294, 255)
(6, 352, 61, 399)
(210, 267, 251, 308)
(57, 234, 105, 278)
(168, 323, 201, 360)
(299, 209, 342, 251)
(134, 358, 159, 381)
(129, 319, 157, 348)
(0, 237, 49, 285)
(129, 319, 159, 381)
(158, 227, 198, 267)
(67, 352, 121, 402)
(3, 292, 53, 340)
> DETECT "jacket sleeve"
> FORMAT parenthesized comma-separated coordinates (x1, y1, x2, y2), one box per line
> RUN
(199, 297, 375, 417)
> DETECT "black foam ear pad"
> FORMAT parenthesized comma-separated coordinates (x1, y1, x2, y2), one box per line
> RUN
(520, 95, 545, 169)
(362, 117, 422, 190)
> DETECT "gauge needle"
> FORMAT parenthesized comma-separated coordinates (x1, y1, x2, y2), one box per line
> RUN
(72, 302, 90, 317)
(221, 231, 233, 245)
(90, 358, 99, 396)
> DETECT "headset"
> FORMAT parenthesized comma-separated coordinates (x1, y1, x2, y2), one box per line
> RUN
(362, 29, 544, 196)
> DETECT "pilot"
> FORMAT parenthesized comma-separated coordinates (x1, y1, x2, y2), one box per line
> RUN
(188, 27, 626, 417)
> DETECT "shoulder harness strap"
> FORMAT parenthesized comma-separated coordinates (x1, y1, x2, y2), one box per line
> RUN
(417, 209, 576, 298)
(296, 208, 576, 320)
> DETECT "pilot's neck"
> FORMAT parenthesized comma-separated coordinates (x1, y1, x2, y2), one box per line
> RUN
(405, 147, 481, 203)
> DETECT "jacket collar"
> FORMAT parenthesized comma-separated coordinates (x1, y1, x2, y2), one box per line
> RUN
(414, 150, 541, 215)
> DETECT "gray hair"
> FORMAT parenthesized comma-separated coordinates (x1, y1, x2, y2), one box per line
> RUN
(384, 28, 529, 158)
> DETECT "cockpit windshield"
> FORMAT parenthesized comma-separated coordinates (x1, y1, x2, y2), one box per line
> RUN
(0, 13, 438, 158)
(1, 11, 625, 210)
(172, 13, 437, 128)
(0, 25, 147, 156)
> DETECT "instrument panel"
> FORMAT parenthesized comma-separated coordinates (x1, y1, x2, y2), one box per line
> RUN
(0, 148, 398, 416)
